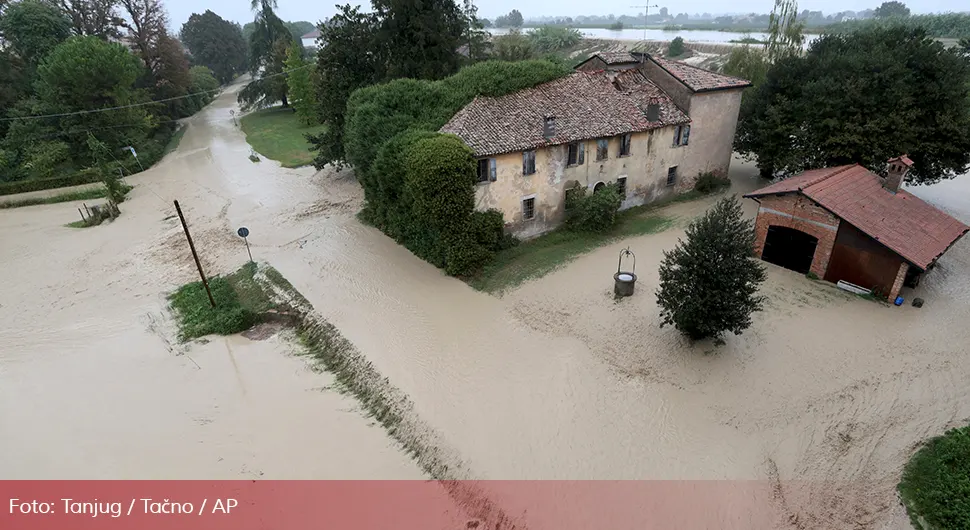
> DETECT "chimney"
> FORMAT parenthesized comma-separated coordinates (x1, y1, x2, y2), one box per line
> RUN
(646, 98, 660, 122)
(543, 116, 556, 138)
(884, 155, 914, 193)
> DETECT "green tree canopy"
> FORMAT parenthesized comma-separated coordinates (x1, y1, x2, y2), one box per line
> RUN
(0, 0, 72, 69)
(656, 196, 766, 343)
(735, 26, 970, 183)
(667, 36, 685, 57)
(374, 0, 466, 80)
(874, 1, 910, 18)
(180, 10, 248, 84)
(493, 9, 522, 28)
(492, 28, 534, 61)
(284, 42, 316, 123)
(10, 35, 151, 168)
(239, 0, 293, 109)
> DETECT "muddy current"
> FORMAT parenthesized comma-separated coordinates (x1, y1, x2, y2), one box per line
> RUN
(2, 80, 969, 529)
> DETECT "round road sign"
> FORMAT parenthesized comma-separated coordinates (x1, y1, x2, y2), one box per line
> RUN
(237, 227, 249, 238)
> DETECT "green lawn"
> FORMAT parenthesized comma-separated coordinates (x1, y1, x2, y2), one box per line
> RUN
(168, 262, 277, 341)
(240, 107, 326, 168)
(898, 424, 970, 530)
(466, 191, 714, 294)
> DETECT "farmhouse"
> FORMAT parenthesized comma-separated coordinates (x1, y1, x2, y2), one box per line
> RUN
(744, 157, 969, 301)
(441, 54, 749, 238)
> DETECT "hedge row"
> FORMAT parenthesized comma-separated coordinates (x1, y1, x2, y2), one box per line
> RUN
(346, 60, 569, 275)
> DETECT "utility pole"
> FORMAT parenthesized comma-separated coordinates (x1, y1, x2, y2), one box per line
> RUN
(174, 200, 216, 308)
(630, 3, 659, 54)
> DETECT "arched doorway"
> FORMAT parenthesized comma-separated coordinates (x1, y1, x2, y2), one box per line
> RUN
(761, 226, 818, 274)
(593, 181, 606, 193)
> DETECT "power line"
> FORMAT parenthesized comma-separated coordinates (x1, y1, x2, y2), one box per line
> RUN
(0, 64, 313, 123)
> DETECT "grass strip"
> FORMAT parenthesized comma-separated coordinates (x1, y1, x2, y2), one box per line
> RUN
(240, 107, 327, 168)
(465, 192, 715, 294)
(898, 424, 970, 530)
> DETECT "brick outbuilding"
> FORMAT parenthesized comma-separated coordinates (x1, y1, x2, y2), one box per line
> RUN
(744, 157, 969, 301)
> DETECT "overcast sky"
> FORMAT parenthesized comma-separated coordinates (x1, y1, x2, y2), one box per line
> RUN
(165, 0, 967, 33)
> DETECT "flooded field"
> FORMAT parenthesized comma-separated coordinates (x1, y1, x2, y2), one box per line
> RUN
(2, 79, 969, 529)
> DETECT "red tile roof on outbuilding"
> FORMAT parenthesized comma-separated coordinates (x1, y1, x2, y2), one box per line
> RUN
(745, 165, 969, 270)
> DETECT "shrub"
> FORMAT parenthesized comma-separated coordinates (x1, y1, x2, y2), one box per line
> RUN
(656, 196, 766, 342)
(898, 424, 970, 530)
(527, 26, 583, 53)
(565, 184, 622, 232)
(341, 60, 568, 276)
(694, 172, 732, 194)
(668, 36, 686, 57)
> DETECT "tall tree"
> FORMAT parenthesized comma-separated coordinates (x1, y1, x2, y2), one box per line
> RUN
(284, 42, 315, 123)
(656, 196, 766, 343)
(239, 0, 292, 109)
(308, 4, 385, 167)
(179, 10, 248, 84)
(118, 0, 166, 74)
(52, 0, 122, 38)
(874, 1, 910, 18)
(373, 0, 465, 80)
(0, 0, 72, 69)
(764, 0, 804, 64)
(735, 26, 970, 183)
(12, 36, 150, 166)
(117, 0, 190, 118)
(459, 0, 491, 62)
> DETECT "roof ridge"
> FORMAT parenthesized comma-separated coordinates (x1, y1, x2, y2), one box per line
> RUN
(800, 164, 858, 191)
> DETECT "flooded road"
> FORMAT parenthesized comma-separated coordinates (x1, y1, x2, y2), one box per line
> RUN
(2, 79, 969, 529)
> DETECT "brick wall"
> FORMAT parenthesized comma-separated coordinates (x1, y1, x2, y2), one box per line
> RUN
(752, 193, 841, 278)
(889, 263, 909, 301)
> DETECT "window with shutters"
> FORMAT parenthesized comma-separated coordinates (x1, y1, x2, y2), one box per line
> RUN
(522, 150, 536, 175)
(666, 166, 678, 187)
(476, 158, 496, 183)
(522, 197, 536, 220)
(616, 177, 627, 198)
(673, 125, 690, 147)
(596, 139, 608, 161)
(619, 133, 632, 156)
(567, 142, 585, 166)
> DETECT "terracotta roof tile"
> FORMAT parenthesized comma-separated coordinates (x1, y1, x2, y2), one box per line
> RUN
(440, 71, 690, 157)
(648, 55, 752, 92)
(597, 52, 639, 65)
(745, 165, 969, 270)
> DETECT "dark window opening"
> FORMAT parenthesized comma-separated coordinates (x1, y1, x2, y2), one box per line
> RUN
(666, 166, 678, 187)
(543, 116, 556, 137)
(761, 226, 818, 275)
(616, 177, 627, 198)
(593, 182, 606, 193)
(567, 142, 585, 166)
(596, 139, 608, 161)
(522, 150, 536, 175)
(673, 125, 690, 146)
(476, 159, 489, 183)
(620, 133, 632, 156)
(522, 197, 536, 220)
(476, 158, 496, 183)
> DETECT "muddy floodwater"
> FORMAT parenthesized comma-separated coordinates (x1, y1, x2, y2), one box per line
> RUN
(2, 79, 970, 529)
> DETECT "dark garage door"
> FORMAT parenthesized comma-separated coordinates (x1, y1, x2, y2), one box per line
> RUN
(761, 226, 818, 274)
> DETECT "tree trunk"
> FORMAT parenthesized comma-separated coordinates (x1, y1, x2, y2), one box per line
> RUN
(280, 94, 289, 108)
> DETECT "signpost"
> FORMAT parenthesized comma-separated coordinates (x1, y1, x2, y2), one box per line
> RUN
(237, 227, 253, 263)
(123, 145, 144, 171)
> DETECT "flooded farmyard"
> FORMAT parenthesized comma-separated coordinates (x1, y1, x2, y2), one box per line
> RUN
(2, 80, 968, 529)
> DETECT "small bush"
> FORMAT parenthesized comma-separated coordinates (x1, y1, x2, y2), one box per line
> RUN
(668, 37, 686, 57)
(444, 233, 493, 276)
(468, 209, 506, 251)
(694, 172, 732, 194)
(565, 184, 622, 232)
(898, 424, 970, 530)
